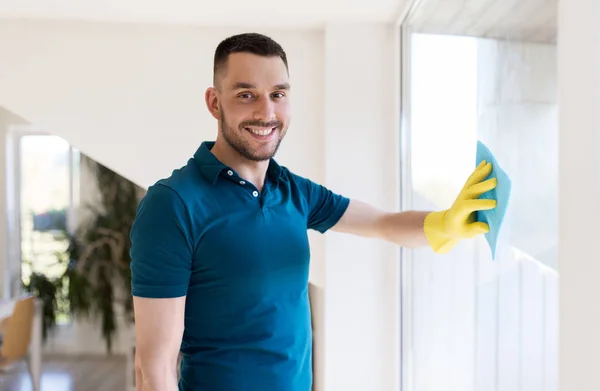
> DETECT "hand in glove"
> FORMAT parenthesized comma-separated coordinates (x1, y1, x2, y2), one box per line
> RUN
(424, 160, 497, 254)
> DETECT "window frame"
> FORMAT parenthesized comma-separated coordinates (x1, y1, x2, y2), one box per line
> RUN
(399, 22, 416, 391)
(397, 1, 422, 390)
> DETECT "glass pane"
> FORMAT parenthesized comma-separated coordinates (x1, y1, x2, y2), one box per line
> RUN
(20, 134, 72, 324)
(402, 3, 558, 391)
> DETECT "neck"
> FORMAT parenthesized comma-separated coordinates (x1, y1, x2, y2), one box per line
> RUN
(210, 139, 270, 191)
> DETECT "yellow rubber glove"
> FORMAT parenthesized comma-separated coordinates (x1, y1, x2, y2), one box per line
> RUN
(424, 160, 498, 254)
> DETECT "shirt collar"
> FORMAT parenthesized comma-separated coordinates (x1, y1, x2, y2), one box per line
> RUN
(193, 141, 283, 185)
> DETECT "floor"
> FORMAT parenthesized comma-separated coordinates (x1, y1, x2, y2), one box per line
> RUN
(0, 355, 127, 391)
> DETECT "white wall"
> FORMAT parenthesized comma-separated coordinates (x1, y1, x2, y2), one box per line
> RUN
(0, 20, 402, 390)
(323, 24, 400, 391)
(0, 20, 326, 192)
(558, 0, 600, 389)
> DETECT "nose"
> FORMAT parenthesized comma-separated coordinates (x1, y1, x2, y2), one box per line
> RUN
(253, 96, 276, 121)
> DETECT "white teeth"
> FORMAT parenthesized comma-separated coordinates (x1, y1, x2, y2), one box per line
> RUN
(247, 127, 274, 136)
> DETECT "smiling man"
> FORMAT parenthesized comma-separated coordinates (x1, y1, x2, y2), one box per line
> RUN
(130, 33, 497, 391)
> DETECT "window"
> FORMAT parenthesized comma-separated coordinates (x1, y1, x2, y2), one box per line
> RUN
(18, 134, 80, 325)
(400, 5, 558, 391)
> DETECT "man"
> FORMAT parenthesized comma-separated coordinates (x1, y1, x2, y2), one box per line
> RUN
(130, 32, 496, 391)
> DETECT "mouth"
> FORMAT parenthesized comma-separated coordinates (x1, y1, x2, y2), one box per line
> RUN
(244, 126, 278, 140)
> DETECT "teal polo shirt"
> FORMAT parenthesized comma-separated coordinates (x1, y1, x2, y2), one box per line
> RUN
(130, 141, 350, 391)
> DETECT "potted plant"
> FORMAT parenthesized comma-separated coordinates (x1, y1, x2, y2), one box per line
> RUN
(24, 155, 144, 353)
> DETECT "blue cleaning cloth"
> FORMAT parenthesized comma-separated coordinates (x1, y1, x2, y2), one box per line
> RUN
(475, 141, 511, 259)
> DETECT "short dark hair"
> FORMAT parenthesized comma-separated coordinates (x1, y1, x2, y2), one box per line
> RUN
(213, 33, 288, 86)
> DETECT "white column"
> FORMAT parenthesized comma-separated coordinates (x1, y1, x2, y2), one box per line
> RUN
(558, 1, 600, 390)
(322, 24, 400, 391)
(0, 108, 26, 300)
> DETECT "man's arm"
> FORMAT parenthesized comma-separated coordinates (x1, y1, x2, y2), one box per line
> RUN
(332, 161, 497, 252)
(332, 200, 430, 248)
(134, 296, 185, 391)
(129, 184, 195, 390)
(292, 170, 429, 246)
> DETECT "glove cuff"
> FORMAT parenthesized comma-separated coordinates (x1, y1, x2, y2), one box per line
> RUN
(423, 210, 460, 254)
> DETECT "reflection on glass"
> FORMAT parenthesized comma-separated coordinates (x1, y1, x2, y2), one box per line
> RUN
(404, 28, 558, 391)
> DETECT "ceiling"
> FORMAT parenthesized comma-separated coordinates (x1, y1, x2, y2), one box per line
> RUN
(0, 0, 409, 28)
(407, 0, 557, 44)
(0, 0, 557, 41)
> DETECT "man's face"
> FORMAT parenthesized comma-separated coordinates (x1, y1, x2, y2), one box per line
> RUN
(210, 52, 291, 162)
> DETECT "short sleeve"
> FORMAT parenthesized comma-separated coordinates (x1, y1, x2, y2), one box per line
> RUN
(293, 174, 350, 233)
(130, 184, 194, 298)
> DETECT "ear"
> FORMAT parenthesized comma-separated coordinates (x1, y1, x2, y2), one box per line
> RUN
(205, 87, 221, 120)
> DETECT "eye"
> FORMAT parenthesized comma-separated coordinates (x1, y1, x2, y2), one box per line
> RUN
(272, 92, 286, 99)
(238, 92, 254, 99)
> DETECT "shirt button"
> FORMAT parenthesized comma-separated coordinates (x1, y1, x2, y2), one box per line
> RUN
(239, 180, 246, 185)
(227, 170, 233, 176)
(252, 191, 259, 197)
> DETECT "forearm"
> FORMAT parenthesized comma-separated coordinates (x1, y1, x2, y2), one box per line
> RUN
(378, 210, 431, 248)
(136, 360, 178, 391)
(137, 372, 178, 391)
(133, 296, 185, 391)
(333, 200, 432, 248)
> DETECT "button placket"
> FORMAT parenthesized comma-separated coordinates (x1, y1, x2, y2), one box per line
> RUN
(224, 169, 245, 187)
(222, 168, 263, 201)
